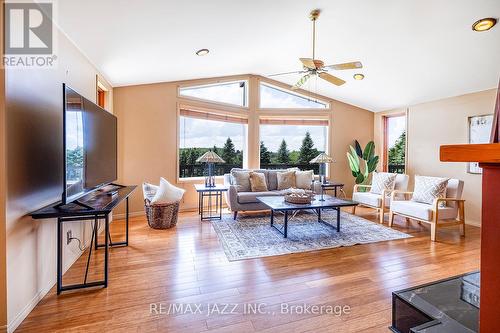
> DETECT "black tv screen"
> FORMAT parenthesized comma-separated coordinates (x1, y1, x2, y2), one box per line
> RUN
(63, 84, 117, 204)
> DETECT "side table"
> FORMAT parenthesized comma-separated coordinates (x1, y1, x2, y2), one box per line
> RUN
(320, 182, 345, 199)
(194, 184, 228, 220)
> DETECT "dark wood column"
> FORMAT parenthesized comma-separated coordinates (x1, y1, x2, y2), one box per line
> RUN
(441, 143, 500, 332)
(479, 164, 500, 332)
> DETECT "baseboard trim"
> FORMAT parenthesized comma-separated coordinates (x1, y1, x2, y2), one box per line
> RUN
(7, 276, 55, 333)
(113, 211, 144, 220)
(7, 221, 102, 332)
(466, 219, 481, 227)
(113, 205, 206, 220)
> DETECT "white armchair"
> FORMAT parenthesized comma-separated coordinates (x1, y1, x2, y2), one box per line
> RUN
(352, 174, 409, 224)
(389, 178, 465, 241)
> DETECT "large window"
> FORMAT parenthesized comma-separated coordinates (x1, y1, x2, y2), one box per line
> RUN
(384, 115, 406, 173)
(260, 83, 328, 109)
(179, 81, 248, 107)
(179, 110, 247, 178)
(259, 119, 328, 173)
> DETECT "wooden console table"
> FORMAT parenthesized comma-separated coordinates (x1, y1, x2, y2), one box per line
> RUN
(30, 185, 137, 294)
(440, 143, 500, 332)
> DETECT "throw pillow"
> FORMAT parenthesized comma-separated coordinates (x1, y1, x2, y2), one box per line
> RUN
(295, 170, 314, 190)
(411, 175, 449, 206)
(231, 170, 251, 192)
(370, 172, 397, 195)
(277, 170, 296, 190)
(249, 172, 268, 192)
(142, 182, 159, 201)
(151, 178, 185, 204)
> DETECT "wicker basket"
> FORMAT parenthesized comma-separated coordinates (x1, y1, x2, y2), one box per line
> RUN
(284, 193, 315, 204)
(144, 199, 180, 229)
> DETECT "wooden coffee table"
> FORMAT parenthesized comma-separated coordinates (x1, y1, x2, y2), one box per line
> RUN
(256, 195, 358, 238)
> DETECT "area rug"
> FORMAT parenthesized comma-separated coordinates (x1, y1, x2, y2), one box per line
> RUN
(211, 210, 412, 261)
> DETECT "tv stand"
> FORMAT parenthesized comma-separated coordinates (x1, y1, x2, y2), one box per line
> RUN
(30, 185, 137, 294)
(54, 199, 94, 211)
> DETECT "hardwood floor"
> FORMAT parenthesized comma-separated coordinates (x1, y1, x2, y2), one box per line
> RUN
(16, 207, 480, 332)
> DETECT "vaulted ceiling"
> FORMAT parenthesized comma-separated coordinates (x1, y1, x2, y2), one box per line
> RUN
(57, 0, 500, 111)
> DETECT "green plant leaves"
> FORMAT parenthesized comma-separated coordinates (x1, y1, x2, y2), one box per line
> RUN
(363, 141, 375, 160)
(346, 151, 360, 173)
(347, 140, 379, 185)
(354, 140, 363, 158)
(367, 155, 379, 173)
(355, 173, 365, 184)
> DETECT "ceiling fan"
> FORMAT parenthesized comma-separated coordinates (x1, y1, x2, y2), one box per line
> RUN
(269, 9, 363, 90)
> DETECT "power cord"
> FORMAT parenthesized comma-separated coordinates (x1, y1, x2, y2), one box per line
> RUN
(68, 236, 85, 252)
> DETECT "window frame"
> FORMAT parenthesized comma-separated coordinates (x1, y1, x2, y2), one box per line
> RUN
(176, 105, 249, 182)
(257, 115, 331, 173)
(383, 113, 407, 173)
(177, 79, 250, 109)
(258, 82, 330, 110)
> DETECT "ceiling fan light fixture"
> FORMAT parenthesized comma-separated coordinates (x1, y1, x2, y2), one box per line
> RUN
(353, 73, 365, 80)
(472, 18, 497, 32)
(196, 48, 210, 56)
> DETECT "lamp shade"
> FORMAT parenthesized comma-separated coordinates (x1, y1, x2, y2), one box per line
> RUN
(196, 151, 225, 163)
(310, 153, 334, 164)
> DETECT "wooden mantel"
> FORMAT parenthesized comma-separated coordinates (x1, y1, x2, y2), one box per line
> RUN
(440, 143, 500, 333)
(440, 143, 500, 163)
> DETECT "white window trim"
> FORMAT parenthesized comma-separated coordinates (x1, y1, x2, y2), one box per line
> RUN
(258, 82, 330, 110)
(177, 80, 250, 109)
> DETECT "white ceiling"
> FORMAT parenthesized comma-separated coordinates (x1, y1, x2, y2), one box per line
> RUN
(57, 0, 500, 111)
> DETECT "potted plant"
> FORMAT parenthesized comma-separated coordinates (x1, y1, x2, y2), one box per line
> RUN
(347, 140, 379, 186)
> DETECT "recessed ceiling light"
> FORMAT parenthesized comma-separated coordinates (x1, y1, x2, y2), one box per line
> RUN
(472, 18, 497, 32)
(353, 73, 365, 80)
(196, 48, 209, 56)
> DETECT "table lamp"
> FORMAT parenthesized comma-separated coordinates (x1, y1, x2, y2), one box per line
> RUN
(196, 151, 225, 187)
(310, 153, 334, 185)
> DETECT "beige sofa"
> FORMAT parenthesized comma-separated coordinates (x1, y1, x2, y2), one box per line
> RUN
(224, 168, 321, 220)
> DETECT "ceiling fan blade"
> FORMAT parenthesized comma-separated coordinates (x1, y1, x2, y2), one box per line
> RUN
(268, 70, 308, 77)
(318, 72, 346, 86)
(291, 74, 311, 90)
(328, 61, 363, 70)
(300, 58, 317, 69)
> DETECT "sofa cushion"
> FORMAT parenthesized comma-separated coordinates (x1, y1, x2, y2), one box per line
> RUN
(237, 191, 283, 204)
(249, 172, 268, 192)
(267, 169, 284, 191)
(231, 170, 251, 192)
(370, 172, 397, 195)
(295, 170, 314, 190)
(353, 192, 384, 208)
(277, 170, 296, 190)
(412, 175, 449, 206)
(391, 200, 457, 221)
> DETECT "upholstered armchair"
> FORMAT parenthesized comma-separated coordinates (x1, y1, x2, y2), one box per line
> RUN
(389, 178, 465, 241)
(352, 174, 409, 224)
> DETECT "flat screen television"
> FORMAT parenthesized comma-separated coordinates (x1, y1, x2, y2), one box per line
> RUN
(63, 84, 117, 204)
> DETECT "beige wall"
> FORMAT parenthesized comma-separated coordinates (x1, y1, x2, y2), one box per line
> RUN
(114, 75, 374, 215)
(4, 20, 113, 333)
(375, 89, 497, 226)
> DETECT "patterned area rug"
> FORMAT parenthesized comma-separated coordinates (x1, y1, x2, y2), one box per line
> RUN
(211, 210, 412, 261)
